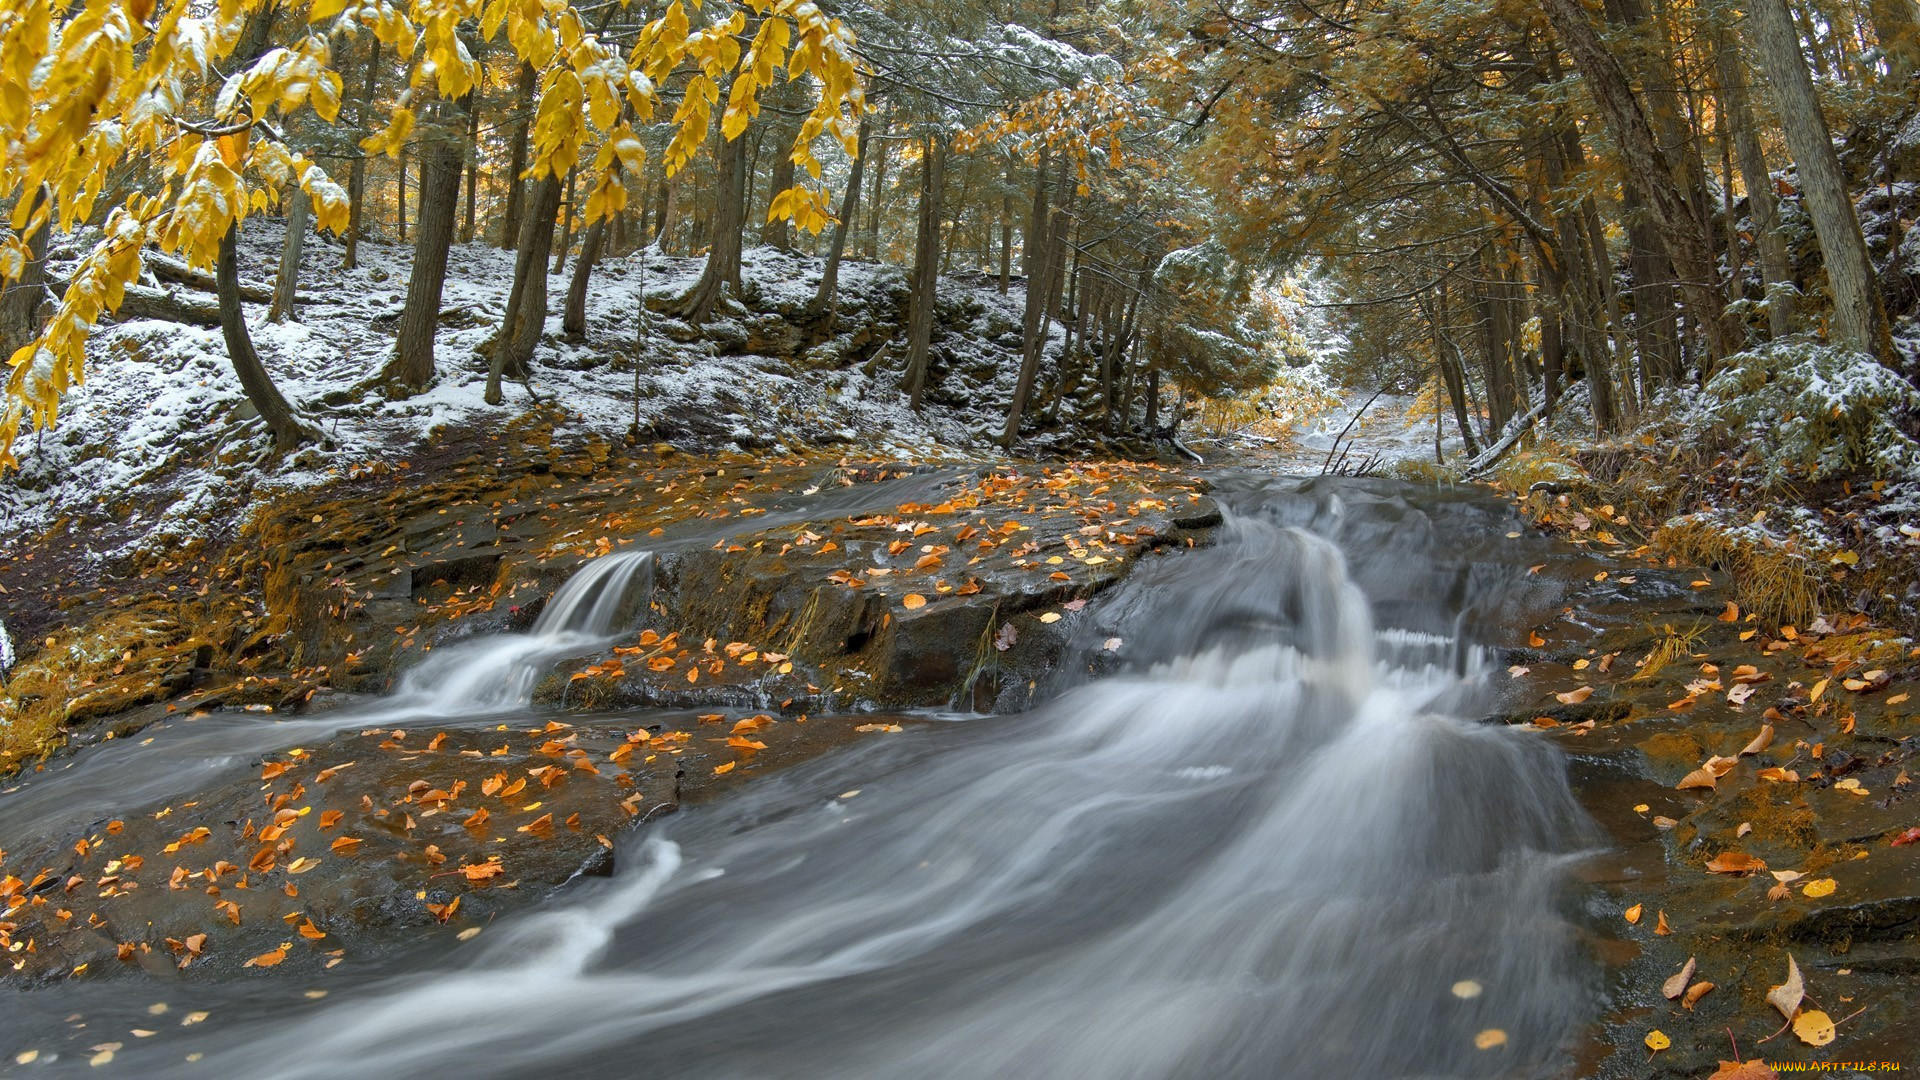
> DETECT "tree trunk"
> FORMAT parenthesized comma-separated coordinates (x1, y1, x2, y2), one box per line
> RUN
(217, 225, 311, 452)
(1622, 186, 1682, 386)
(1713, 25, 1796, 339)
(461, 74, 482, 244)
(1003, 153, 1070, 448)
(499, 62, 538, 248)
(396, 143, 408, 242)
(1541, 0, 1736, 364)
(864, 135, 891, 259)
(268, 186, 307, 323)
(999, 163, 1014, 294)
(904, 135, 946, 409)
(673, 126, 750, 323)
(762, 127, 796, 251)
(562, 218, 606, 339)
(0, 187, 49, 362)
(1870, 0, 1920, 83)
(344, 37, 382, 270)
(552, 167, 578, 274)
(656, 175, 676, 250)
(386, 91, 469, 394)
(485, 173, 564, 404)
(1748, 0, 1898, 364)
(810, 117, 870, 316)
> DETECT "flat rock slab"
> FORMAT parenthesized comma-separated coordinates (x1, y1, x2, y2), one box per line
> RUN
(0, 703, 915, 984)
(1503, 521, 1920, 1077)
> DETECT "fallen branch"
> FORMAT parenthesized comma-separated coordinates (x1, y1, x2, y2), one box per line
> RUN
(145, 249, 277, 304)
(1462, 399, 1548, 479)
(50, 276, 221, 327)
(1320, 387, 1386, 475)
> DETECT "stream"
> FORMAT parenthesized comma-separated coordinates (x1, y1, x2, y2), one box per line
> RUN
(3, 473, 1604, 1078)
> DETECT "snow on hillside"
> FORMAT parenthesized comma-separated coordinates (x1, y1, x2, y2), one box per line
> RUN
(1, 221, 1060, 560)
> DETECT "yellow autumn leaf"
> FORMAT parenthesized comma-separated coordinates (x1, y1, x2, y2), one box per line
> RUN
(1793, 1009, 1837, 1046)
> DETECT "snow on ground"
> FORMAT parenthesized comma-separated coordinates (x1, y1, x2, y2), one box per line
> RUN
(1, 220, 1062, 562)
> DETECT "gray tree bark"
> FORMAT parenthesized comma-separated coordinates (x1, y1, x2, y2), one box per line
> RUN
(217, 225, 313, 452)
(810, 117, 870, 317)
(1748, 0, 1897, 364)
(485, 173, 565, 404)
(343, 37, 381, 270)
(904, 134, 946, 409)
(268, 185, 307, 323)
(1713, 24, 1797, 339)
(386, 91, 470, 394)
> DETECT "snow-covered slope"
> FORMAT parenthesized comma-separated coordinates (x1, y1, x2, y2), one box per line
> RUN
(2, 222, 1069, 559)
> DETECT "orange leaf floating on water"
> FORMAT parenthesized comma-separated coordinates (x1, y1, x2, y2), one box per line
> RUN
(459, 861, 504, 883)
(461, 808, 489, 828)
(244, 945, 289, 968)
(902, 594, 927, 610)
(261, 761, 289, 781)
(726, 736, 767, 751)
(297, 919, 326, 940)
(1705, 852, 1766, 874)
(1682, 981, 1714, 1009)
(731, 715, 772, 734)
(1555, 686, 1593, 705)
(1473, 1029, 1507, 1050)
(713, 762, 736, 776)
(330, 836, 362, 853)
(1624, 904, 1643, 924)
(516, 814, 553, 836)
(1654, 910, 1671, 935)
(426, 896, 461, 924)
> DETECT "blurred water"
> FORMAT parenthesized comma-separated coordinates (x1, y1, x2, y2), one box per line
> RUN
(2, 473, 1597, 1079)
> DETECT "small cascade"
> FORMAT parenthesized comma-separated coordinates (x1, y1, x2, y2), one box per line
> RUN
(143, 494, 1594, 1080)
(530, 550, 657, 638)
(395, 550, 655, 712)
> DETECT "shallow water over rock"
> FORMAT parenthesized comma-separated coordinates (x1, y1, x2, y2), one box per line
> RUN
(4, 474, 1613, 1078)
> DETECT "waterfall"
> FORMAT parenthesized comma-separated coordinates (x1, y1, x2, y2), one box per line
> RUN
(157, 497, 1594, 1080)
(394, 550, 655, 711)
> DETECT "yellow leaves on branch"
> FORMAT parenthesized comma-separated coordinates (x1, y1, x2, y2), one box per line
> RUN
(0, 0, 866, 468)
(956, 75, 1140, 183)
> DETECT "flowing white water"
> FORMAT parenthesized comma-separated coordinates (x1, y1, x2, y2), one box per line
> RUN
(392, 549, 656, 711)
(0, 551, 656, 840)
(5, 477, 1597, 1078)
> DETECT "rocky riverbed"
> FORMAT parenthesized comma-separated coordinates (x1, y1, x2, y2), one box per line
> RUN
(2, 433, 1218, 986)
(3, 462, 1915, 1080)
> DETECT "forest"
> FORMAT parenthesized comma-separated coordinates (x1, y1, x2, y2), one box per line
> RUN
(2, 0, 1919, 1075)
